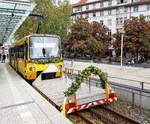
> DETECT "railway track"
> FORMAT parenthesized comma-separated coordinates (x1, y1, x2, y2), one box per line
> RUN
(75, 113, 95, 124)
(89, 106, 141, 124)
(69, 110, 104, 124)
(69, 106, 141, 124)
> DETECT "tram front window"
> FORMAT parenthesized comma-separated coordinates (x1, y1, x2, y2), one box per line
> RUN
(30, 36, 60, 60)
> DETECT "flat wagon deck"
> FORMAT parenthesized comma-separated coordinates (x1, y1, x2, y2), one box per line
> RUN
(33, 76, 106, 107)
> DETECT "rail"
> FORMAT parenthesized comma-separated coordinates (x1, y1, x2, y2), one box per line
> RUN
(70, 106, 140, 124)
(75, 113, 94, 124)
(89, 106, 141, 124)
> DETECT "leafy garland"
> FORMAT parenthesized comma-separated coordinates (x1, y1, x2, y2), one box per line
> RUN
(29, 57, 62, 64)
(64, 66, 108, 97)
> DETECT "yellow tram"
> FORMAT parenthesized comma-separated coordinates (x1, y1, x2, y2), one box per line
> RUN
(9, 34, 63, 81)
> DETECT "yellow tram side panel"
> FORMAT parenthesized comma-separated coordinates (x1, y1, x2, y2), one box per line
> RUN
(10, 36, 30, 72)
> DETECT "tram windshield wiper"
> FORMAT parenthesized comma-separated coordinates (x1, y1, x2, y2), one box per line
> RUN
(42, 48, 46, 57)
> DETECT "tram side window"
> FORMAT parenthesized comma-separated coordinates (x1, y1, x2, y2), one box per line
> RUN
(12, 48, 15, 58)
(18, 47, 20, 58)
(19, 46, 22, 58)
(24, 44, 28, 60)
(11, 49, 13, 57)
(18, 46, 20, 58)
(21, 45, 24, 59)
(18, 45, 24, 59)
(14, 47, 17, 58)
(16, 47, 19, 58)
(9, 49, 12, 58)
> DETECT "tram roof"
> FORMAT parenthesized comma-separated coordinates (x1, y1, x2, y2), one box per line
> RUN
(10, 34, 61, 48)
(0, 0, 36, 44)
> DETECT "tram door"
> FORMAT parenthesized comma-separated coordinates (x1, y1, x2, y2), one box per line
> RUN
(23, 42, 28, 73)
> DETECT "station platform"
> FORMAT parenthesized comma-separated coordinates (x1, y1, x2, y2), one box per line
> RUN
(0, 63, 72, 124)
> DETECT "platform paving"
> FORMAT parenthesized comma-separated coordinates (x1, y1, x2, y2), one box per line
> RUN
(33, 75, 105, 106)
(0, 63, 72, 124)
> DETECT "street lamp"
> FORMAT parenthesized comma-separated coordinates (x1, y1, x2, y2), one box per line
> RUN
(120, 30, 125, 67)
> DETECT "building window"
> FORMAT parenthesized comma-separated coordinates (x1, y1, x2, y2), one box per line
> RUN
(116, 18, 119, 24)
(132, 0, 140, 2)
(75, 7, 82, 12)
(86, 5, 89, 10)
(146, 15, 150, 22)
(85, 13, 89, 19)
(117, 0, 127, 4)
(124, 7, 128, 13)
(147, 5, 150, 11)
(108, 0, 112, 6)
(76, 15, 81, 19)
(133, 6, 138, 12)
(100, 11, 104, 16)
(93, 12, 96, 17)
(108, 30, 112, 38)
(93, 4, 96, 9)
(100, 2, 104, 8)
(117, 0, 123, 4)
(124, 17, 127, 22)
(100, 20, 104, 24)
(120, 17, 123, 24)
(108, 10, 112, 15)
(124, 0, 127, 3)
(116, 17, 123, 24)
(108, 19, 112, 26)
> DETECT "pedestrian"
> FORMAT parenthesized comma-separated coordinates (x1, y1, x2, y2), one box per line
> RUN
(2, 54, 6, 63)
(0, 53, 1, 61)
(131, 58, 134, 65)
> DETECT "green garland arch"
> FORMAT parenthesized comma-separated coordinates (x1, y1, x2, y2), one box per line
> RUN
(64, 66, 108, 97)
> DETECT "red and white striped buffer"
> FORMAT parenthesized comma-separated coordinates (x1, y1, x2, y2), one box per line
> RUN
(66, 91, 117, 114)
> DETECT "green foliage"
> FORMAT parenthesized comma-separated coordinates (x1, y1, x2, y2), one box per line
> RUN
(29, 57, 62, 64)
(15, 0, 72, 40)
(91, 21, 110, 42)
(63, 18, 110, 59)
(14, 17, 38, 39)
(64, 66, 108, 97)
(113, 15, 150, 59)
(41, 2, 72, 40)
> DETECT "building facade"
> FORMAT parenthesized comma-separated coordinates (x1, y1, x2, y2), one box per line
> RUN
(52, 0, 69, 6)
(72, 0, 150, 34)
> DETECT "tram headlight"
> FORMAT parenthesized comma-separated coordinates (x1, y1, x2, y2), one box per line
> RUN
(29, 67, 36, 71)
(32, 67, 36, 71)
(57, 65, 62, 72)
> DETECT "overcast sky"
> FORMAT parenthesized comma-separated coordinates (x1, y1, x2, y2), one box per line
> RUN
(69, 0, 80, 4)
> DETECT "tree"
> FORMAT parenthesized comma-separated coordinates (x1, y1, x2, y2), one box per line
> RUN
(113, 32, 122, 57)
(91, 21, 110, 56)
(63, 18, 91, 58)
(41, 2, 72, 40)
(63, 18, 110, 59)
(91, 21, 110, 43)
(113, 15, 150, 61)
(14, 16, 38, 39)
(15, 0, 72, 40)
